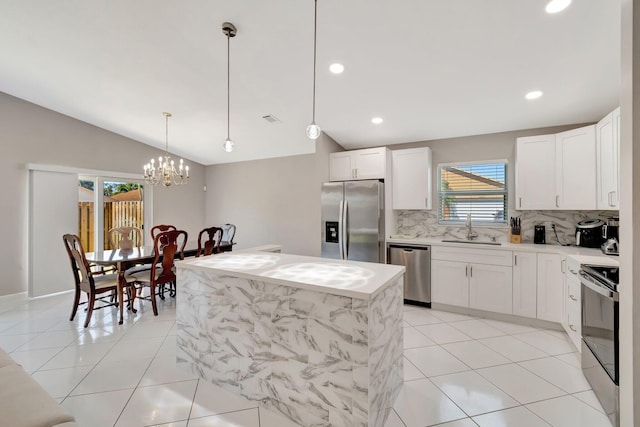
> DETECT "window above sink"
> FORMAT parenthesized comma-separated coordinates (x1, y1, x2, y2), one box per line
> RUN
(437, 160, 508, 226)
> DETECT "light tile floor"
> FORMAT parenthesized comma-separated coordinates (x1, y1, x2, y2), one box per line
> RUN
(0, 292, 613, 427)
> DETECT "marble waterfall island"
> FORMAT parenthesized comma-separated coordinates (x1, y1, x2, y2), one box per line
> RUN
(176, 251, 405, 427)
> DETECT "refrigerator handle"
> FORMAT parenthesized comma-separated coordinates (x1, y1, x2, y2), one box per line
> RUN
(343, 199, 349, 259)
(338, 200, 344, 260)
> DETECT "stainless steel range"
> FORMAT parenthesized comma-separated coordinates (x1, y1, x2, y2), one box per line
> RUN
(580, 264, 619, 427)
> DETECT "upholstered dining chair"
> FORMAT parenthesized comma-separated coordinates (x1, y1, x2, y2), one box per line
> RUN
(108, 226, 143, 251)
(196, 226, 223, 257)
(219, 223, 236, 252)
(63, 234, 123, 328)
(125, 229, 187, 316)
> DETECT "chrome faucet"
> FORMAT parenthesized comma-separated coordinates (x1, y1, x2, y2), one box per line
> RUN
(466, 213, 478, 240)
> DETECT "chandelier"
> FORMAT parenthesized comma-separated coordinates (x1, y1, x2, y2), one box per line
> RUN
(143, 112, 189, 187)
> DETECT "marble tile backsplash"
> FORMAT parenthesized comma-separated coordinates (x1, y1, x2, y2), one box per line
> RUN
(395, 210, 618, 245)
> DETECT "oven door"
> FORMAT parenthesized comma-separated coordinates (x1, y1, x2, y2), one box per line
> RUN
(580, 270, 619, 384)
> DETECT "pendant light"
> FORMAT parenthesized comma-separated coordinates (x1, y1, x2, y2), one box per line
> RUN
(222, 22, 237, 152)
(306, 0, 321, 140)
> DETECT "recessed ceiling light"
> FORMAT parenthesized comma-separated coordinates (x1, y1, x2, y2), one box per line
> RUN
(371, 117, 383, 124)
(545, 0, 571, 14)
(329, 63, 344, 74)
(525, 90, 543, 100)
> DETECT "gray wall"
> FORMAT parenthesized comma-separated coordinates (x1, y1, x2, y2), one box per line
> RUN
(388, 124, 610, 240)
(389, 123, 592, 210)
(0, 91, 206, 296)
(204, 133, 343, 256)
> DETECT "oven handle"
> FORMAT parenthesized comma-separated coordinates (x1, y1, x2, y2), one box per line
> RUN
(579, 270, 618, 301)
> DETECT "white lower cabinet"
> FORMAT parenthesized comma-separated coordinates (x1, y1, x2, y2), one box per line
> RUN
(536, 253, 564, 323)
(512, 251, 538, 318)
(431, 247, 512, 314)
(563, 257, 582, 350)
(431, 246, 585, 328)
(431, 260, 469, 307)
(469, 263, 513, 314)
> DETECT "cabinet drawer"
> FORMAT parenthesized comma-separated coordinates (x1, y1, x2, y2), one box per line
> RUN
(567, 278, 580, 304)
(566, 257, 581, 277)
(432, 246, 512, 266)
(566, 309, 581, 351)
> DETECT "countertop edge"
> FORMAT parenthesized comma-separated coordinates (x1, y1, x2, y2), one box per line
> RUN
(176, 252, 406, 300)
(386, 238, 619, 266)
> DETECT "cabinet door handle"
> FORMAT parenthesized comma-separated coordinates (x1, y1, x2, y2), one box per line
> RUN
(519, 197, 522, 208)
(465, 265, 468, 277)
(514, 255, 518, 266)
(569, 324, 577, 332)
(555, 195, 560, 208)
(425, 197, 428, 208)
(561, 259, 566, 273)
(355, 168, 358, 178)
(569, 294, 578, 301)
(470, 266, 473, 277)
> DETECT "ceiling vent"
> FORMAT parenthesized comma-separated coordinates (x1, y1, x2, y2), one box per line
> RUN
(262, 114, 281, 123)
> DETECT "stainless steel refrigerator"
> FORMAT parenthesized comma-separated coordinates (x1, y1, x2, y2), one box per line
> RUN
(321, 180, 385, 263)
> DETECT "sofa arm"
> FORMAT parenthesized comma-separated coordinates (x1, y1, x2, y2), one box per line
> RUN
(0, 364, 77, 427)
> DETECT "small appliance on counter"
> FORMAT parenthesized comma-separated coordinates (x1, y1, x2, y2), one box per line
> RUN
(601, 216, 619, 256)
(575, 219, 605, 248)
(534, 225, 546, 244)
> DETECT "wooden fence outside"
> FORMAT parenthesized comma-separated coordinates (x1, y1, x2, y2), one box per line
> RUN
(78, 201, 144, 251)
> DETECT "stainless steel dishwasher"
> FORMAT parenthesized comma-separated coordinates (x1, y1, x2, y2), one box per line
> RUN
(388, 244, 431, 306)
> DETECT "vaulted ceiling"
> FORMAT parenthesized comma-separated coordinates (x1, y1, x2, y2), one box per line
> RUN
(0, 0, 620, 165)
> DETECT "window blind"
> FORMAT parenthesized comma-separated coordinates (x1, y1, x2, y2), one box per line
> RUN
(438, 162, 507, 224)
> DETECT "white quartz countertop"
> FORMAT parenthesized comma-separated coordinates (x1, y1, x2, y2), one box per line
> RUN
(177, 251, 405, 300)
(386, 237, 619, 266)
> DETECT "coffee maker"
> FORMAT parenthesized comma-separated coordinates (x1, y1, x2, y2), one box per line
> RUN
(601, 216, 619, 256)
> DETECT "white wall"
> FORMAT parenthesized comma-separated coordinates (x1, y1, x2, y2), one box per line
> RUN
(204, 133, 343, 256)
(0, 91, 206, 296)
(619, 0, 638, 425)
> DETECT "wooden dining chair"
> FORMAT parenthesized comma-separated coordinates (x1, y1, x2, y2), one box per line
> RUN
(150, 224, 177, 242)
(125, 229, 187, 316)
(197, 226, 223, 257)
(219, 223, 236, 252)
(108, 226, 143, 251)
(63, 234, 125, 328)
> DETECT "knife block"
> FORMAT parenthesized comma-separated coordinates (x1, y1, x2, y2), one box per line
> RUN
(510, 232, 521, 244)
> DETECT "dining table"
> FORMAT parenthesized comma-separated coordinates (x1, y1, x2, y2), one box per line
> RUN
(85, 246, 200, 324)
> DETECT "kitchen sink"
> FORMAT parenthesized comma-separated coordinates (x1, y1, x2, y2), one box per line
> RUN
(441, 239, 502, 246)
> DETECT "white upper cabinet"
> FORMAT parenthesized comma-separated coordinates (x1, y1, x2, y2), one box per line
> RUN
(328, 152, 354, 181)
(596, 107, 620, 209)
(392, 147, 432, 210)
(516, 125, 596, 210)
(515, 134, 557, 210)
(555, 125, 596, 210)
(329, 147, 387, 181)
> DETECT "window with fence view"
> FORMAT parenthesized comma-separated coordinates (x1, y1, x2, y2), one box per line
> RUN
(78, 180, 144, 251)
(437, 161, 507, 225)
